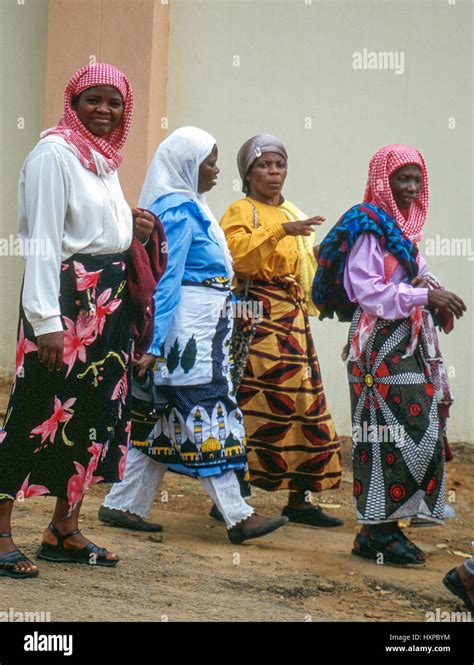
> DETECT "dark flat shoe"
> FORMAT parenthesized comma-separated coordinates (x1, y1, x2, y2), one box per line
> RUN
(98, 506, 163, 532)
(282, 505, 343, 528)
(37, 523, 119, 567)
(351, 531, 424, 566)
(228, 516, 288, 544)
(0, 549, 39, 579)
(0, 531, 38, 579)
(443, 568, 474, 611)
(209, 504, 225, 523)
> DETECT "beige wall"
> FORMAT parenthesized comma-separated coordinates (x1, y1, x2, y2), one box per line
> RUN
(0, 0, 49, 378)
(1, 0, 472, 442)
(167, 0, 473, 442)
(44, 0, 170, 204)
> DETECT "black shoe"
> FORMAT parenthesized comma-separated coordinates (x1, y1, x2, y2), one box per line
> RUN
(98, 506, 163, 532)
(282, 505, 343, 528)
(37, 523, 119, 567)
(351, 530, 424, 566)
(443, 568, 474, 611)
(228, 516, 288, 544)
(209, 504, 225, 523)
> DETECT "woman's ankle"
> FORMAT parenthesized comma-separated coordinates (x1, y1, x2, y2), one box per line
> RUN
(48, 519, 78, 536)
(287, 490, 310, 509)
(360, 523, 398, 537)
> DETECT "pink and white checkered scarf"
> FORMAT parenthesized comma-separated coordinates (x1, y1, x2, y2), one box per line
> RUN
(41, 63, 133, 176)
(363, 143, 429, 244)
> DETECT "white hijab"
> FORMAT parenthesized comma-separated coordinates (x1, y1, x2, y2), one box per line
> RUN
(138, 126, 234, 280)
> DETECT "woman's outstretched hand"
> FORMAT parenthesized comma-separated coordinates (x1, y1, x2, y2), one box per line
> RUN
(132, 207, 155, 243)
(282, 216, 325, 237)
(427, 289, 466, 319)
(38, 331, 64, 371)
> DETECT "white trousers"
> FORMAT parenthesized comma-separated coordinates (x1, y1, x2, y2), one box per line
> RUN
(103, 446, 254, 528)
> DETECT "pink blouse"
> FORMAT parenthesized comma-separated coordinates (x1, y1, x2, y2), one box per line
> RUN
(343, 233, 428, 320)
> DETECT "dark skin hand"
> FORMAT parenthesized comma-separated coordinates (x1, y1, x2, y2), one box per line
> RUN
(427, 288, 466, 318)
(38, 331, 64, 371)
(283, 217, 325, 236)
(133, 145, 221, 377)
(410, 275, 466, 318)
(131, 207, 155, 242)
(38, 85, 155, 371)
(134, 353, 158, 378)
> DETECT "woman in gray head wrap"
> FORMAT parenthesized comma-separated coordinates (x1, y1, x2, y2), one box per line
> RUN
(237, 134, 288, 194)
(219, 134, 343, 529)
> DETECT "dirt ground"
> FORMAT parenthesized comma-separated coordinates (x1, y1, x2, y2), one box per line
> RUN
(0, 380, 473, 623)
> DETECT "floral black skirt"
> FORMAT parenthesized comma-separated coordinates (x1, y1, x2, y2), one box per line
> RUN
(0, 253, 132, 512)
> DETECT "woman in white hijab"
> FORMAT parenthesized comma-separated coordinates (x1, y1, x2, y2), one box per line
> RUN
(100, 127, 288, 543)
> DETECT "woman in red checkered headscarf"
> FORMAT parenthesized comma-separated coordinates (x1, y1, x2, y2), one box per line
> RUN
(363, 143, 429, 241)
(338, 144, 466, 566)
(0, 64, 156, 578)
(42, 62, 134, 175)
(314, 143, 466, 565)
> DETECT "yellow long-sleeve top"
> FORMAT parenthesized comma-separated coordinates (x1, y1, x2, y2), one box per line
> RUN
(220, 197, 300, 281)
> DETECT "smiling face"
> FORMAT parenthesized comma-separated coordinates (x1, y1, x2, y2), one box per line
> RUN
(245, 151, 287, 199)
(198, 144, 219, 194)
(389, 163, 422, 210)
(72, 85, 124, 137)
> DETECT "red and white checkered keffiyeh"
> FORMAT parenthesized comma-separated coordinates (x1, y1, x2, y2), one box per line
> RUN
(41, 63, 133, 176)
(363, 144, 429, 243)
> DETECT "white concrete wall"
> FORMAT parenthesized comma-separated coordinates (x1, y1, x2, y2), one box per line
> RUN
(0, 0, 49, 377)
(167, 0, 473, 442)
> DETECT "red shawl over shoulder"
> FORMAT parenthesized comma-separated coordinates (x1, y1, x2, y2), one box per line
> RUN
(127, 213, 167, 356)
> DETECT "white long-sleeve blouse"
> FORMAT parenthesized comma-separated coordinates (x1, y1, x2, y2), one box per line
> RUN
(17, 136, 133, 336)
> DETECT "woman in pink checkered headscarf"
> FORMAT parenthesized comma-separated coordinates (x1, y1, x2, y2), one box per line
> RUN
(0, 64, 157, 578)
(363, 143, 429, 242)
(315, 143, 466, 567)
(42, 62, 134, 175)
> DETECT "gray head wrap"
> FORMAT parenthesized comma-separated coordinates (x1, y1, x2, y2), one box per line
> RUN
(237, 134, 288, 192)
